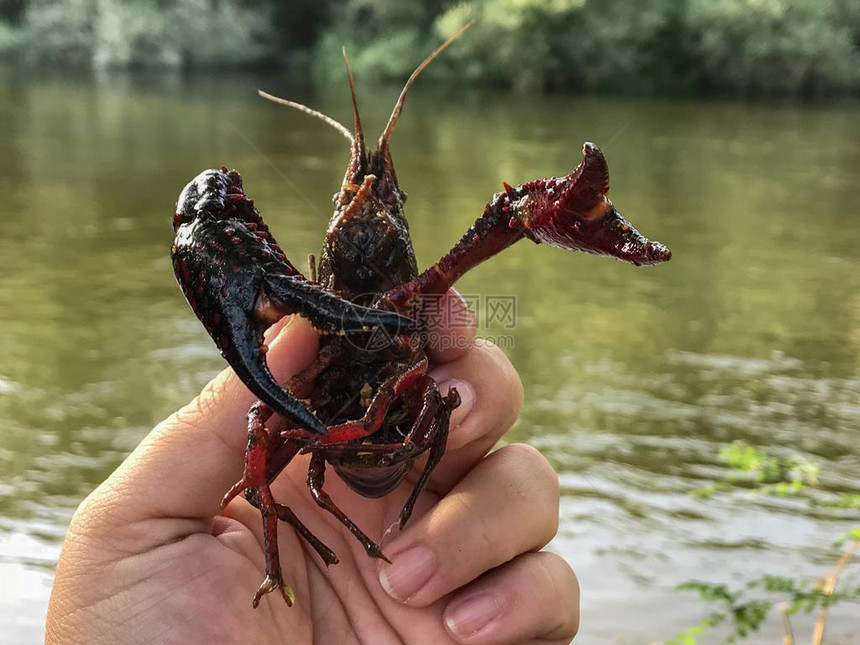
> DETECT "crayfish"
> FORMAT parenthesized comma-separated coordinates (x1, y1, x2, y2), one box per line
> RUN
(171, 24, 670, 608)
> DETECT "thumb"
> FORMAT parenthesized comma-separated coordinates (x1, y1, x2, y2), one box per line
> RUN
(94, 316, 319, 525)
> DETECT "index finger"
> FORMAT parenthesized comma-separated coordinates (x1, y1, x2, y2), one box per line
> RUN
(417, 291, 523, 492)
(423, 289, 477, 365)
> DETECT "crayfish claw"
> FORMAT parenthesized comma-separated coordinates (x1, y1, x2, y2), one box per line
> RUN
(263, 273, 420, 335)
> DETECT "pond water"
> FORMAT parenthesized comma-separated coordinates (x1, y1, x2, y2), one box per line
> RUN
(0, 72, 858, 643)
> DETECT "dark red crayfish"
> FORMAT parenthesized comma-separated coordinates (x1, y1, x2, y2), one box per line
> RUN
(171, 26, 670, 608)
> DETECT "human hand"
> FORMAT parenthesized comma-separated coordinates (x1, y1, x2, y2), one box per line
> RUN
(46, 291, 579, 644)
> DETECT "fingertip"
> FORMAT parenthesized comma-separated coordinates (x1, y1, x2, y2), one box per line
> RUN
(263, 314, 293, 343)
(427, 343, 521, 456)
(437, 378, 476, 432)
(265, 316, 320, 382)
(442, 552, 580, 644)
(425, 289, 477, 364)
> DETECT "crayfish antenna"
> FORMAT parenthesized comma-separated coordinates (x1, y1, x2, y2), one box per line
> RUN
(257, 90, 355, 144)
(377, 21, 472, 150)
(342, 48, 367, 170)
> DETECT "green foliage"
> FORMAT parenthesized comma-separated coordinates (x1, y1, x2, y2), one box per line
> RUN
(671, 581, 773, 643)
(664, 615, 723, 645)
(671, 573, 860, 643)
(829, 493, 860, 509)
(685, 0, 860, 95)
(750, 575, 855, 613)
(438, 0, 699, 94)
(317, 0, 700, 94)
(836, 527, 860, 547)
(90, 0, 274, 68)
(1, 0, 859, 93)
(675, 443, 859, 643)
(21, 0, 96, 66)
(312, 0, 444, 85)
(691, 440, 819, 498)
(312, 0, 859, 96)
(0, 14, 24, 58)
(0, 0, 329, 69)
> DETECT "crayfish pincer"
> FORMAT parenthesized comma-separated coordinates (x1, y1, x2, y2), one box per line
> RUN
(171, 24, 670, 608)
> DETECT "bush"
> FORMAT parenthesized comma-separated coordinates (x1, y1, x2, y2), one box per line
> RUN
(90, 0, 274, 69)
(686, 0, 860, 95)
(432, 0, 698, 94)
(1, 0, 858, 96)
(311, 0, 444, 85)
(22, 0, 96, 67)
(1, 0, 327, 69)
(312, 0, 860, 96)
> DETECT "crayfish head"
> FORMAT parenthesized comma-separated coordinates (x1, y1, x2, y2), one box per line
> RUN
(324, 173, 417, 295)
(516, 143, 671, 266)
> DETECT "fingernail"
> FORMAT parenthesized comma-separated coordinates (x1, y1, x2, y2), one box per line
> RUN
(447, 290, 478, 336)
(445, 593, 503, 637)
(449, 289, 476, 321)
(438, 379, 475, 430)
(379, 545, 436, 601)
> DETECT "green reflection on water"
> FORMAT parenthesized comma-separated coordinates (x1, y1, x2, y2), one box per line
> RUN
(0, 74, 857, 642)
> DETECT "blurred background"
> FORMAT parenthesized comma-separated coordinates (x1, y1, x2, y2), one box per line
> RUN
(0, 1, 858, 643)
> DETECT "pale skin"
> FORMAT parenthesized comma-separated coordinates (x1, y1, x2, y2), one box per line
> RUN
(46, 291, 580, 645)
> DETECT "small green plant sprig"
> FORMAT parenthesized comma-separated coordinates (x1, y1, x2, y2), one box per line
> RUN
(691, 441, 820, 499)
(669, 442, 859, 645)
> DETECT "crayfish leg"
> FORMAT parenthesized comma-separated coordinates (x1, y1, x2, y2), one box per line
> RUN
(398, 381, 457, 528)
(306, 452, 389, 563)
(275, 503, 338, 566)
(254, 486, 295, 608)
(222, 402, 336, 607)
(308, 377, 457, 530)
(299, 357, 428, 445)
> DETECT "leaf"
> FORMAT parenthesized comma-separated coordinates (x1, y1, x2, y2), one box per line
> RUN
(834, 529, 860, 547)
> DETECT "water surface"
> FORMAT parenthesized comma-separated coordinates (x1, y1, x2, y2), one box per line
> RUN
(0, 73, 858, 643)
